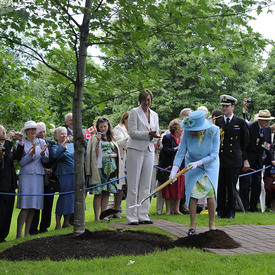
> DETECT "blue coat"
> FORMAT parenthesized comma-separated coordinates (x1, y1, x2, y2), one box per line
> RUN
(51, 143, 74, 176)
(173, 125, 220, 207)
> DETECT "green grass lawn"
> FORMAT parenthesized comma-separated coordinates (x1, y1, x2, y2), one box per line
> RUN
(1, 195, 275, 275)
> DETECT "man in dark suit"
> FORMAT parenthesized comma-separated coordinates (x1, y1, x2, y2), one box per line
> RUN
(239, 110, 275, 212)
(0, 126, 24, 242)
(215, 95, 250, 219)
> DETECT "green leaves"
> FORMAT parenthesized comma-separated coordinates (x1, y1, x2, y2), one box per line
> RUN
(0, 48, 50, 129)
(0, 0, 273, 128)
(257, 47, 275, 115)
(256, 5, 263, 15)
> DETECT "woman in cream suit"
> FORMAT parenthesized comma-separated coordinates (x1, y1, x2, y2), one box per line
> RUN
(126, 89, 160, 225)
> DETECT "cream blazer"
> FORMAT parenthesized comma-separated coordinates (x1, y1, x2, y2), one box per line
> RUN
(113, 124, 128, 184)
(127, 106, 159, 152)
(86, 135, 124, 189)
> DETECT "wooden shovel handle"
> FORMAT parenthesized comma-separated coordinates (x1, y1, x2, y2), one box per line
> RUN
(155, 166, 191, 193)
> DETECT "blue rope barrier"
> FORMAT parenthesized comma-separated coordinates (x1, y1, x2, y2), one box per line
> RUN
(154, 165, 171, 172)
(0, 175, 127, 197)
(154, 164, 272, 178)
(0, 165, 271, 197)
(239, 165, 271, 177)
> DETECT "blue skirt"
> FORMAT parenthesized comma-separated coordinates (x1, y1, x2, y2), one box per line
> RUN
(55, 174, 74, 215)
(17, 174, 44, 210)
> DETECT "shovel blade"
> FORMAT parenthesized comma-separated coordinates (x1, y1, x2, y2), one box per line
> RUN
(99, 209, 119, 220)
(128, 204, 140, 209)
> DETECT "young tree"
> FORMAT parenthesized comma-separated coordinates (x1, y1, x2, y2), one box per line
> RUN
(0, 0, 163, 235)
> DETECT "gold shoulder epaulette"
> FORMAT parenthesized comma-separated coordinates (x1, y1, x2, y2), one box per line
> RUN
(212, 115, 223, 125)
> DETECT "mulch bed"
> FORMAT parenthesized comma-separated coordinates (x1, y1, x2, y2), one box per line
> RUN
(0, 229, 240, 261)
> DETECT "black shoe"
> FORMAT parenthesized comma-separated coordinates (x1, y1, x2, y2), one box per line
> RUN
(187, 228, 196, 236)
(217, 211, 225, 218)
(39, 229, 48, 233)
(139, 220, 153, 224)
(181, 206, 189, 214)
(217, 214, 226, 219)
(226, 210, 235, 219)
(128, 222, 139, 225)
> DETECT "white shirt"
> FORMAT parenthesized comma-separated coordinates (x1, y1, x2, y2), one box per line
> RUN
(224, 114, 234, 123)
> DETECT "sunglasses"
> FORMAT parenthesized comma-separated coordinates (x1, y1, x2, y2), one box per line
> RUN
(98, 117, 109, 123)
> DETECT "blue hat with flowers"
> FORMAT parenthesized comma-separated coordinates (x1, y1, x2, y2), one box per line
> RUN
(181, 110, 213, 131)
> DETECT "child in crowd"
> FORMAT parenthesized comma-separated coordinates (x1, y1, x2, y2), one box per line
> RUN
(86, 118, 122, 221)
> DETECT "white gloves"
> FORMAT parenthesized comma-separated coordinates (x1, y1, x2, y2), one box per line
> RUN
(169, 161, 203, 184)
(188, 160, 203, 170)
(169, 165, 179, 183)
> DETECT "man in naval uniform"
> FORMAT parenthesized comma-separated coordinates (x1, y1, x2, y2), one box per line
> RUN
(239, 109, 275, 212)
(215, 95, 250, 219)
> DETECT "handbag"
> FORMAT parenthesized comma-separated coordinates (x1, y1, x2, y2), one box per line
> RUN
(156, 168, 169, 183)
(44, 173, 60, 193)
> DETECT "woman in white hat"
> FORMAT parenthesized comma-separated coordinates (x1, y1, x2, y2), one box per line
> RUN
(16, 121, 49, 238)
(170, 110, 220, 236)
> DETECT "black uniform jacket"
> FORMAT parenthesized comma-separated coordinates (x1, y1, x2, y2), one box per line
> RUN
(158, 134, 184, 169)
(157, 133, 184, 183)
(246, 121, 273, 167)
(215, 115, 249, 168)
(0, 140, 24, 192)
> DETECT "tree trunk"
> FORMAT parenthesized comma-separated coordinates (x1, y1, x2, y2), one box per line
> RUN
(73, 0, 92, 236)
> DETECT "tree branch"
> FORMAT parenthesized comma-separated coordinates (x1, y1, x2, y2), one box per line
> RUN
(94, 0, 104, 13)
(0, 35, 75, 84)
(51, 0, 81, 29)
(87, 41, 116, 46)
(82, 88, 139, 112)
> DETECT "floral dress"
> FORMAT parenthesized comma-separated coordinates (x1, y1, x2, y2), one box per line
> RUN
(92, 140, 118, 195)
(191, 174, 215, 199)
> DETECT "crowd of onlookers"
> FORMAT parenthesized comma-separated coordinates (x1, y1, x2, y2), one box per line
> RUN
(0, 91, 275, 241)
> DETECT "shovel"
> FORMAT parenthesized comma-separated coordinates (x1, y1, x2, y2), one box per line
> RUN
(99, 166, 191, 220)
(128, 165, 192, 209)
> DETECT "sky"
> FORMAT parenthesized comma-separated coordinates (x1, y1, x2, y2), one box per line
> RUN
(249, 3, 275, 58)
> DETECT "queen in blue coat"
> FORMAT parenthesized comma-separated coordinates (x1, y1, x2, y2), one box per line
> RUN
(171, 110, 220, 236)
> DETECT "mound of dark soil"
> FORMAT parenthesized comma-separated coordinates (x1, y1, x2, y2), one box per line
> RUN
(0, 230, 174, 261)
(174, 229, 240, 249)
(0, 229, 240, 261)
